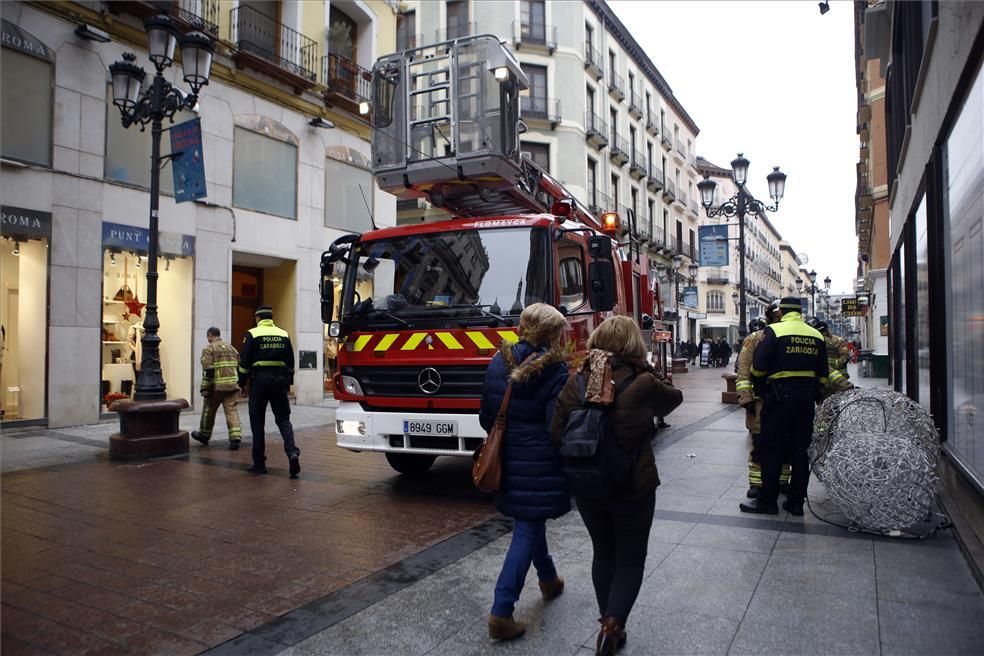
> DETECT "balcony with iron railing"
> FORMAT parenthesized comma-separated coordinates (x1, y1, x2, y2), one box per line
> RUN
(647, 163, 664, 192)
(521, 96, 561, 128)
(628, 92, 643, 119)
(651, 226, 666, 249)
(584, 41, 604, 80)
(608, 71, 625, 102)
(632, 207, 652, 241)
(513, 20, 557, 53)
(110, 0, 220, 36)
(663, 180, 677, 202)
(584, 111, 609, 149)
(322, 53, 371, 111)
(645, 110, 658, 136)
(629, 149, 647, 178)
(677, 191, 688, 209)
(231, 5, 317, 91)
(588, 190, 612, 217)
(660, 126, 672, 150)
(609, 134, 630, 166)
(690, 199, 700, 216)
(673, 138, 686, 164)
(435, 22, 476, 42)
(705, 268, 730, 285)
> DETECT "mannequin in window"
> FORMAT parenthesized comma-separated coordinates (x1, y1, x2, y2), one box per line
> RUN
(127, 322, 145, 389)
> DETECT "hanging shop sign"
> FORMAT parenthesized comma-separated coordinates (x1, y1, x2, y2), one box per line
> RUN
(841, 296, 865, 317)
(1, 205, 52, 239)
(169, 118, 207, 203)
(698, 224, 729, 267)
(1, 19, 55, 62)
(683, 285, 699, 309)
(102, 221, 196, 257)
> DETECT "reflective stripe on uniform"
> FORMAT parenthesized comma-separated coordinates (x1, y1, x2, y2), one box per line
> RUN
(768, 370, 817, 380)
(253, 360, 286, 367)
(735, 380, 754, 391)
(750, 366, 766, 377)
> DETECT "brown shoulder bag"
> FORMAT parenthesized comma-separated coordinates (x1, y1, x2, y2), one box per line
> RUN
(472, 353, 536, 492)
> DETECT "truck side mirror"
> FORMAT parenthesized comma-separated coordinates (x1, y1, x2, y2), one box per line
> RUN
(319, 253, 335, 324)
(588, 235, 612, 259)
(588, 260, 615, 311)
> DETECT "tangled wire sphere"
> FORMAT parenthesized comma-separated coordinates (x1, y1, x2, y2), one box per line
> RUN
(810, 387, 940, 534)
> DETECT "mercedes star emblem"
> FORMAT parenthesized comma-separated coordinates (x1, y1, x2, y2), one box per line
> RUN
(417, 367, 442, 394)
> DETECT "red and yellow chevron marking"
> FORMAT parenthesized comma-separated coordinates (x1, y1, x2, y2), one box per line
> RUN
(346, 329, 519, 353)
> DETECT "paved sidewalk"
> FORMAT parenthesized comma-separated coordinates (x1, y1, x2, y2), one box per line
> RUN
(270, 365, 984, 656)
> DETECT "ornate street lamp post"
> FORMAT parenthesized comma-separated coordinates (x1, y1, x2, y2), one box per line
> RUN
(106, 16, 214, 457)
(698, 154, 786, 338)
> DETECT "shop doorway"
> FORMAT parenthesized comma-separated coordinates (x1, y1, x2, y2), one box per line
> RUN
(232, 266, 264, 349)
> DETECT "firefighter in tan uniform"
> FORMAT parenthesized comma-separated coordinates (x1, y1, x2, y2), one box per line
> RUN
(735, 305, 790, 499)
(192, 327, 243, 449)
(808, 319, 855, 400)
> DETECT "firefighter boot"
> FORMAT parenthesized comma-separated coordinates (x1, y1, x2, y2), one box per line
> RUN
(191, 431, 209, 446)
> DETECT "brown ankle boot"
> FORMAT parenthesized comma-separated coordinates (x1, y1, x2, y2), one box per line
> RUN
(596, 616, 624, 656)
(488, 613, 526, 641)
(538, 575, 565, 600)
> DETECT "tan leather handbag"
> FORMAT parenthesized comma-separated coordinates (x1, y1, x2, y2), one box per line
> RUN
(472, 353, 536, 492)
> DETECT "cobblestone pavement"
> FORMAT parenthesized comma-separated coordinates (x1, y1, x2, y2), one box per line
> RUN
(3, 364, 982, 656)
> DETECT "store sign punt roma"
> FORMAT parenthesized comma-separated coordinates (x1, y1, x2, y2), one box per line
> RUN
(102, 221, 195, 257)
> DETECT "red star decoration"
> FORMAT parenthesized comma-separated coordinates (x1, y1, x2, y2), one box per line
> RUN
(120, 309, 131, 322)
(125, 297, 146, 318)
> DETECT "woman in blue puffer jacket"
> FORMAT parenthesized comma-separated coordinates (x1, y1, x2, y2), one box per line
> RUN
(479, 303, 570, 641)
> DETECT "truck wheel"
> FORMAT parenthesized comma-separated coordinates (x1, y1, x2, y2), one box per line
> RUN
(385, 453, 436, 476)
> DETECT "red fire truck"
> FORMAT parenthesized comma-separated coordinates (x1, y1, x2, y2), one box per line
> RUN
(320, 35, 669, 474)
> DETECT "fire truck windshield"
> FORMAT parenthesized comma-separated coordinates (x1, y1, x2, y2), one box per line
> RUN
(340, 227, 551, 329)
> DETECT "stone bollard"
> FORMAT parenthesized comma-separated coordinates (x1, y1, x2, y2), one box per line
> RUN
(721, 373, 739, 404)
(109, 398, 190, 459)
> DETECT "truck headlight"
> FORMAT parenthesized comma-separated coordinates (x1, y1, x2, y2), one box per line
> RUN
(340, 376, 363, 396)
(336, 419, 367, 435)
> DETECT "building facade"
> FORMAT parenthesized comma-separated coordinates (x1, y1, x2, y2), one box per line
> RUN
(858, 0, 984, 560)
(0, 0, 397, 428)
(396, 0, 705, 343)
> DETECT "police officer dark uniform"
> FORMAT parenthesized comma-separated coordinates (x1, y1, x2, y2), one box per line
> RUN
(740, 297, 846, 516)
(238, 306, 301, 478)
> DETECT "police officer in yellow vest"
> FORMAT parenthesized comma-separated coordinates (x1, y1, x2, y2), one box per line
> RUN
(238, 306, 300, 478)
(192, 327, 243, 449)
(735, 306, 791, 499)
(741, 297, 846, 516)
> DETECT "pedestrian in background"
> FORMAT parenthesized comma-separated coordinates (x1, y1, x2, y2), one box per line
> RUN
(480, 303, 569, 641)
(552, 316, 683, 656)
(192, 327, 242, 449)
(238, 306, 301, 479)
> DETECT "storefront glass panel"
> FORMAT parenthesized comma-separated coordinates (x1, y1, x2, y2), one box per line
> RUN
(0, 234, 48, 422)
(944, 63, 984, 481)
(914, 195, 930, 410)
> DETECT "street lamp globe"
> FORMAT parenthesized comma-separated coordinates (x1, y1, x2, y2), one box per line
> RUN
(109, 53, 146, 112)
(824, 275, 832, 290)
(767, 166, 787, 201)
(731, 291, 739, 302)
(672, 254, 683, 271)
(809, 269, 818, 284)
(795, 276, 803, 288)
(180, 32, 215, 95)
(697, 175, 717, 209)
(656, 264, 668, 279)
(730, 153, 750, 187)
(144, 15, 179, 70)
(688, 263, 699, 279)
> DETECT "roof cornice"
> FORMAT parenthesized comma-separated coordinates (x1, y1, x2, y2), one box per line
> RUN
(586, 0, 700, 135)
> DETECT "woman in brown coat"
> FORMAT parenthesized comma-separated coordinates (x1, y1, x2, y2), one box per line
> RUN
(551, 316, 683, 656)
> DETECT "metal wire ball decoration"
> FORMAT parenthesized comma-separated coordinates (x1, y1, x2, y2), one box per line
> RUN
(810, 387, 940, 534)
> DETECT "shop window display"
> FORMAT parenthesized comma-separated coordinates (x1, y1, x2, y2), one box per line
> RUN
(0, 235, 48, 422)
(100, 249, 193, 409)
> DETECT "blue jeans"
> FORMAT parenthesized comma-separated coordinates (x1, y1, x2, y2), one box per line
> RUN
(491, 519, 558, 617)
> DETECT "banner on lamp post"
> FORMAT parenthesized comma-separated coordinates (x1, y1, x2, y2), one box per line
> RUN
(698, 224, 729, 267)
(683, 285, 698, 308)
(169, 118, 207, 203)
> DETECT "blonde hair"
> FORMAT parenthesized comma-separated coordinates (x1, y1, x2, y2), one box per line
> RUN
(517, 303, 566, 347)
(587, 315, 647, 359)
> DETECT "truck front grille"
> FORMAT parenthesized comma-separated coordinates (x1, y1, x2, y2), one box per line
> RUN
(343, 365, 487, 398)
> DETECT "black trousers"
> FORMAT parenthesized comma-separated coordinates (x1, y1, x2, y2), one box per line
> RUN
(759, 380, 816, 505)
(248, 373, 298, 466)
(576, 490, 656, 624)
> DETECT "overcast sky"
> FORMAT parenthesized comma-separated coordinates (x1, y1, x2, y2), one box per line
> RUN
(608, 0, 859, 295)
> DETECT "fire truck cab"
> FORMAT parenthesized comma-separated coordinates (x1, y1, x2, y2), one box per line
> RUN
(320, 35, 662, 475)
